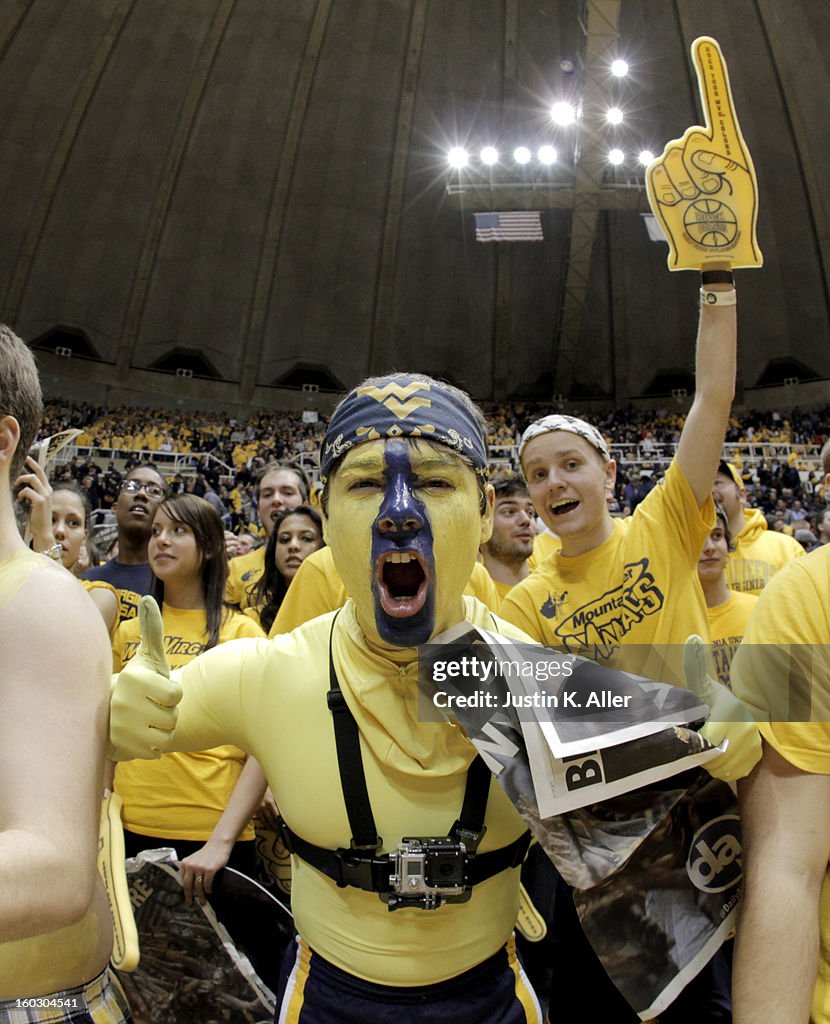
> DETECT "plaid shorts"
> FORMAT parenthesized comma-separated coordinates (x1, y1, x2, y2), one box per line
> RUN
(0, 968, 131, 1024)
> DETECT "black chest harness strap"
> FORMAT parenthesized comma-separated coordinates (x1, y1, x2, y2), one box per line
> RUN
(278, 615, 531, 906)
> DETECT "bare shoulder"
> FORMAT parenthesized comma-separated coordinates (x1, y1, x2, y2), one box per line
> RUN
(3, 556, 105, 623)
(0, 558, 110, 695)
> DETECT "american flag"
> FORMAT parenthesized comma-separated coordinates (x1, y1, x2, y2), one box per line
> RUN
(474, 210, 543, 242)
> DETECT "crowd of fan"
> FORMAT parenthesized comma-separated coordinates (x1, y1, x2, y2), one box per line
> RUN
(40, 398, 830, 553)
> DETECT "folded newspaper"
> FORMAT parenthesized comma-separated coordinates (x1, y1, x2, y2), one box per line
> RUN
(418, 624, 741, 1020)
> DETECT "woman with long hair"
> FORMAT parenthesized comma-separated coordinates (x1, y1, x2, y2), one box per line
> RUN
(112, 494, 267, 905)
(251, 504, 324, 632)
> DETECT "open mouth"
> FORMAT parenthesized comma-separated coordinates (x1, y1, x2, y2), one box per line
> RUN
(551, 500, 579, 517)
(375, 550, 429, 618)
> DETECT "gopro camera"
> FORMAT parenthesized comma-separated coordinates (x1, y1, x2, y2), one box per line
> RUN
(385, 837, 471, 911)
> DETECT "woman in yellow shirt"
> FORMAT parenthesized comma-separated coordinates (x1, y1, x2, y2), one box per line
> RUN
(112, 494, 266, 904)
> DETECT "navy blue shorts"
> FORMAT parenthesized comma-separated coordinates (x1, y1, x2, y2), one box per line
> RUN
(275, 936, 543, 1024)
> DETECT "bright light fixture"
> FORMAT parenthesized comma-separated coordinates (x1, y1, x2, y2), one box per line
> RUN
(550, 101, 576, 126)
(480, 146, 499, 166)
(606, 107, 624, 126)
(538, 145, 557, 164)
(611, 59, 629, 77)
(638, 149, 655, 166)
(447, 147, 469, 169)
(513, 146, 531, 164)
(608, 148, 625, 165)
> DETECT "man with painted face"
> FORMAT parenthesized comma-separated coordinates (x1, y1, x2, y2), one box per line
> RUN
(110, 373, 543, 1024)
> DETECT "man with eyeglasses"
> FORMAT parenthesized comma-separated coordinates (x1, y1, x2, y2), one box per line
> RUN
(86, 463, 168, 623)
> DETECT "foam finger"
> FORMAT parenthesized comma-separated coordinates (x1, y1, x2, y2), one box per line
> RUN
(664, 146, 697, 200)
(691, 36, 744, 159)
(646, 161, 681, 208)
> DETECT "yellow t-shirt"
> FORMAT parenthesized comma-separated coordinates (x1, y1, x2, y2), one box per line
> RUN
(113, 605, 264, 842)
(269, 545, 501, 636)
(726, 508, 805, 595)
(81, 579, 119, 639)
(527, 530, 561, 572)
(165, 598, 532, 985)
(490, 576, 514, 602)
(225, 545, 266, 610)
(731, 545, 830, 1024)
(500, 460, 713, 686)
(706, 590, 758, 688)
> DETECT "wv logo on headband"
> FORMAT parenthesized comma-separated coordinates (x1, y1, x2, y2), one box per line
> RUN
(356, 381, 433, 419)
(320, 374, 489, 481)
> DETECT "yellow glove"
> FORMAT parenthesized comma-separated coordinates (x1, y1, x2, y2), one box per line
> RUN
(684, 635, 761, 782)
(108, 595, 182, 760)
(646, 36, 762, 270)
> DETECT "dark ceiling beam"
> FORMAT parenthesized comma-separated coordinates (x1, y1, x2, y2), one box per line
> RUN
(117, 0, 236, 376)
(490, 0, 520, 403)
(550, 0, 621, 398)
(239, 0, 333, 403)
(2, 0, 136, 326)
(0, 0, 30, 64)
(367, 0, 428, 377)
(754, 0, 830, 326)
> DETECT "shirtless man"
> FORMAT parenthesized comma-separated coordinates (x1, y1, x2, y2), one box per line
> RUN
(0, 327, 130, 1020)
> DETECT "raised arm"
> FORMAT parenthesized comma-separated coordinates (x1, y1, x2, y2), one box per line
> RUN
(675, 281, 736, 506)
(645, 37, 762, 507)
(734, 740, 830, 1023)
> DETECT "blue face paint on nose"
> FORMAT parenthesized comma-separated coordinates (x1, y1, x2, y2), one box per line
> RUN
(371, 440, 435, 646)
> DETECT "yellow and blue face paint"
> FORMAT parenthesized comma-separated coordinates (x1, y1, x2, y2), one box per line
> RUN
(325, 438, 490, 648)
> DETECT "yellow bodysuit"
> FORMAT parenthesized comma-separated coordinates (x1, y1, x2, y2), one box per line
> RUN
(165, 597, 531, 985)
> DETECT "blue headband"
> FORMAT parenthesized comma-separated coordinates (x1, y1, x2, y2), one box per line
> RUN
(321, 377, 488, 481)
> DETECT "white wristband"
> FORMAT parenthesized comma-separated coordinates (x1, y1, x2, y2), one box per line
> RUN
(700, 288, 737, 307)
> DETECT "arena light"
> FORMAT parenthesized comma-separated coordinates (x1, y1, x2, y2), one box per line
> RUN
(513, 146, 531, 165)
(537, 144, 557, 165)
(638, 149, 655, 166)
(447, 147, 469, 169)
(480, 146, 499, 166)
(550, 101, 576, 126)
(608, 148, 625, 166)
(606, 107, 624, 126)
(611, 59, 629, 77)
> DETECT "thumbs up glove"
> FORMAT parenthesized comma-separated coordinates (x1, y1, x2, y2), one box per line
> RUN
(684, 634, 761, 782)
(108, 596, 182, 760)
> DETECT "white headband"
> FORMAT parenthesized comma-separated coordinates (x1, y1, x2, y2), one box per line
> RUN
(519, 414, 610, 464)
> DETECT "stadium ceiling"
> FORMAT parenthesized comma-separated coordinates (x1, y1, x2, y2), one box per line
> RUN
(0, 0, 828, 408)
